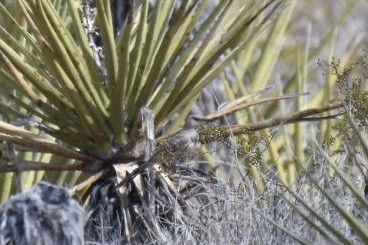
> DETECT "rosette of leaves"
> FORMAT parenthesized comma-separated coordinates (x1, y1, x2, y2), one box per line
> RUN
(0, 0, 293, 243)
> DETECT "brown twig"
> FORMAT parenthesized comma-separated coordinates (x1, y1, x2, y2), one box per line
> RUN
(0, 132, 94, 162)
(204, 92, 309, 121)
(228, 102, 342, 135)
(0, 160, 89, 172)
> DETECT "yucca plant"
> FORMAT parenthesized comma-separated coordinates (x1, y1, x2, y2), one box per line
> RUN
(0, 0, 294, 243)
(0, 0, 366, 244)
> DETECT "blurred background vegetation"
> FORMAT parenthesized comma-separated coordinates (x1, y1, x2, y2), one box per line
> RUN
(0, 0, 368, 244)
